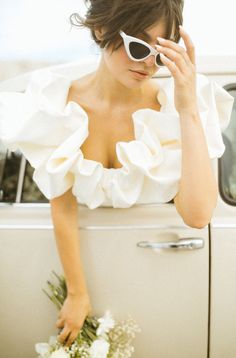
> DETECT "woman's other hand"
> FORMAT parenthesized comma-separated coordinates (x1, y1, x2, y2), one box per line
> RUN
(56, 292, 92, 347)
(155, 26, 198, 116)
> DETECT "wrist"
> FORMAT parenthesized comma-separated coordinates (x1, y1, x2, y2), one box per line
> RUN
(68, 288, 89, 297)
(179, 108, 200, 121)
(67, 281, 89, 297)
(67, 285, 88, 296)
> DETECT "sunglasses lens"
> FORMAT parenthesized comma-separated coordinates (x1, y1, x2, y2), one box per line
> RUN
(129, 42, 150, 59)
(155, 53, 165, 67)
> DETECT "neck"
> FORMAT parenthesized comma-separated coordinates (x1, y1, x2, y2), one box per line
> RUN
(86, 55, 149, 108)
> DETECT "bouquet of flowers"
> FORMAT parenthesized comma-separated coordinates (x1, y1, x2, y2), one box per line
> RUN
(35, 271, 141, 358)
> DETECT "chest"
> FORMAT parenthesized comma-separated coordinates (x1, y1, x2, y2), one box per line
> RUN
(80, 107, 137, 169)
(68, 80, 162, 169)
(80, 97, 161, 169)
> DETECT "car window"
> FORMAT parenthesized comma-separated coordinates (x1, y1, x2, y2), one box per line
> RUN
(0, 146, 21, 202)
(21, 159, 48, 202)
(0, 148, 47, 203)
(218, 85, 236, 206)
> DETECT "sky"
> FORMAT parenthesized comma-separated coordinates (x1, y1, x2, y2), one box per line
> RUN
(0, 0, 235, 61)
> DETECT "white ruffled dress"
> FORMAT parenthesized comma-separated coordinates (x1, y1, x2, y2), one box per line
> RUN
(0, 64, 234, 209)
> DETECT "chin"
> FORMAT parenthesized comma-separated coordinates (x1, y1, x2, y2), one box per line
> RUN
(124, 80, 147, 89)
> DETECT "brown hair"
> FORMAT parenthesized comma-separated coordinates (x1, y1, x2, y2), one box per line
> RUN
(70, 0, 184, 52)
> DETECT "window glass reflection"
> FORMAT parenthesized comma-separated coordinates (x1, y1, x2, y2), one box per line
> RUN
(219, 87, 236, 205)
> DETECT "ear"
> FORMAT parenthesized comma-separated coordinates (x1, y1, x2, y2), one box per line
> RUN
(94, 27, 106, 41)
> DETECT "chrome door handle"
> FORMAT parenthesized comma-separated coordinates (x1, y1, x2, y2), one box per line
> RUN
(137, 238, 204, 250)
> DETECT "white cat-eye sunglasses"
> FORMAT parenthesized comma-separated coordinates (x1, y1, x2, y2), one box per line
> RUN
(119, 30, 165, 67)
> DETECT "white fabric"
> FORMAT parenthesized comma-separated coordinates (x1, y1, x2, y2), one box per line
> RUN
(0, 64, 234, 209)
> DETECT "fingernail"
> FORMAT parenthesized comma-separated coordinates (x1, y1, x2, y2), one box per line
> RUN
(157, 37, 165, 42)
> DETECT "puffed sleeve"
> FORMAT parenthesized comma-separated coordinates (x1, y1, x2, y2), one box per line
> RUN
(122, 73, 235, 205)
(158, 72, 234, 159)
(195, 73, 234, 159)
(0, 68, 89, 200)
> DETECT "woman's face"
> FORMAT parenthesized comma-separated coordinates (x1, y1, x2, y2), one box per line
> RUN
(102, 20, 167, 88)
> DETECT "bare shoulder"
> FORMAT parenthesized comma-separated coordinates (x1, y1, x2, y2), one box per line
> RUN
(142, 78, 162, 109)
(66, 71, 95, 105)
(149, 77, 162, 95)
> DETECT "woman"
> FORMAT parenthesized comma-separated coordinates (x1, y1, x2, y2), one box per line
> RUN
(0, 0, 234, 349)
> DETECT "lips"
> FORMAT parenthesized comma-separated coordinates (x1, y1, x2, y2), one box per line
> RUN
(131, 69, 149, 76)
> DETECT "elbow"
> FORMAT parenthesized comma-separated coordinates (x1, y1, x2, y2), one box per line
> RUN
(182, 209, 214, 228)
(183, 217, 210, 229)
(174, 191, 218, 229)
(182, 202, 217, 229)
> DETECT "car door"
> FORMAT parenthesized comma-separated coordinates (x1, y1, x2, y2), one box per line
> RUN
(0, 148, 209, 358)
(78, 204, 209, 358)
(207, 75, 236, 358)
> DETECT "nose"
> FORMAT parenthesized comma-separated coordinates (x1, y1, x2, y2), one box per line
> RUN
(143, 54, 156, 67)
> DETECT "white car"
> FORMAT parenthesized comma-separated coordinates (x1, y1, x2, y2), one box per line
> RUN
(0, 57, 235, 358)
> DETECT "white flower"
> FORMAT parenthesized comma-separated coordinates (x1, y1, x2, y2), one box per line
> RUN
(49, 335, 58, 345)
(88, 339, 110, 358)
(35, 336, 60, 358)
(35, 342, 51, 357)
(49, 347, 70, 358)
(96, 310, 115, 336)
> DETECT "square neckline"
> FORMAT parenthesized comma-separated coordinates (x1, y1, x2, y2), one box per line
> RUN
(65, 79, 163, 171)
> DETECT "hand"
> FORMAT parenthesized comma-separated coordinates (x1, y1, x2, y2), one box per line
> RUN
(155, 26, 198, 116)
(56, 292, 92, 347)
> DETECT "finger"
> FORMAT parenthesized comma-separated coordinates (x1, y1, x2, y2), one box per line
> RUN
(56, 318, 64, 328)
(159, 53, 183, 80)
(179, 26, 196, 66)
(57, 327, 71, 345)
(64, 331, 78, 347)
(155, 44, 188, 74)
(156, 37, 192, 66)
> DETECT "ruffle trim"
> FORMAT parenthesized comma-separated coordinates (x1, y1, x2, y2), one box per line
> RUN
(0, 67, 234, 209)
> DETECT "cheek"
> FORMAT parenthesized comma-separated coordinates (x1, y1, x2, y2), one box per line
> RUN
(105, 46, 132, 70)
(118, 47, 131, 65)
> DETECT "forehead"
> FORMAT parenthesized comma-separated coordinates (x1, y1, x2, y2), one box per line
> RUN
(138, 21, 168, 42)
